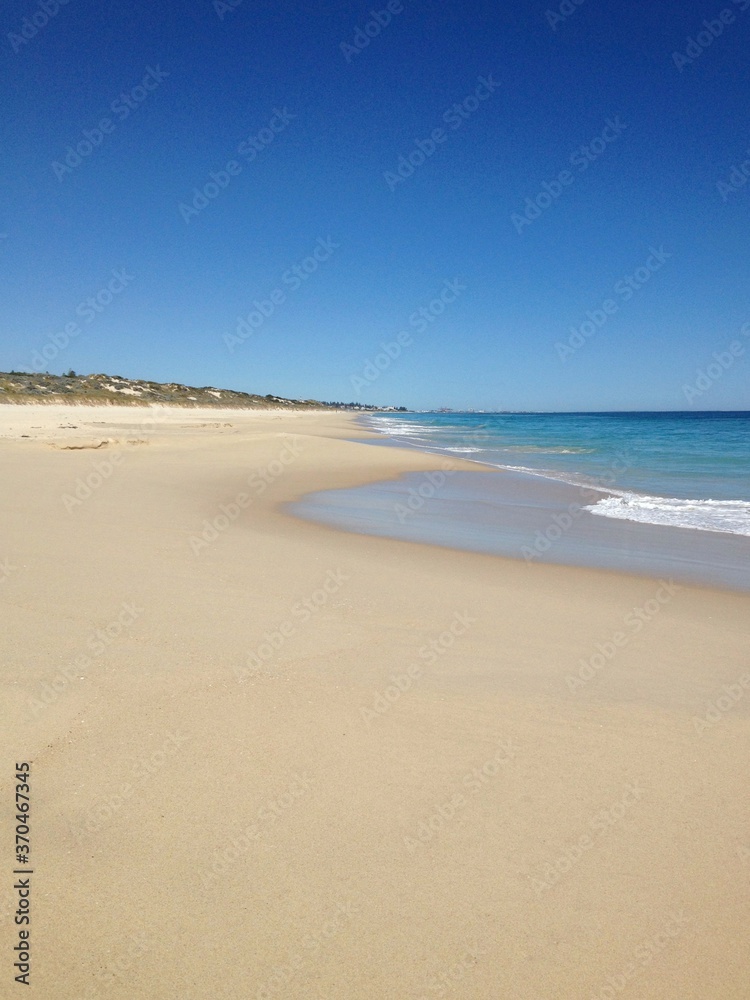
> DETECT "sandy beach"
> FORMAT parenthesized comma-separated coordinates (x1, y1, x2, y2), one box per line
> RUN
(1, 403, 749, 999)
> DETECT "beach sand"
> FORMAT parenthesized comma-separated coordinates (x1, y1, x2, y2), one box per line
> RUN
(1, 403, 748, 999)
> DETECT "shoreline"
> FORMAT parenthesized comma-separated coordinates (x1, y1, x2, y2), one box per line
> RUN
(291, 415, 750, 594)
(2, 404, 749, 999)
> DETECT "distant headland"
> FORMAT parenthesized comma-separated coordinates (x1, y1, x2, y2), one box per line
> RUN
(0, 371, 407, 412)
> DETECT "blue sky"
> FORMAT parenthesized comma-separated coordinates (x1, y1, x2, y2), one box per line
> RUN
(2, 0, 749, 410)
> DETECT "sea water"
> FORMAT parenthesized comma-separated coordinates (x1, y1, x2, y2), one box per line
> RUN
(289, 412, 750, 590)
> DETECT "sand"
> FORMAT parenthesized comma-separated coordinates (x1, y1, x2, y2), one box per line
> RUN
(1, 403, 748, 999)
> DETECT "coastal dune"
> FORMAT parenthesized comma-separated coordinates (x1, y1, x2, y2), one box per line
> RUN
(1, 404, 748, 999)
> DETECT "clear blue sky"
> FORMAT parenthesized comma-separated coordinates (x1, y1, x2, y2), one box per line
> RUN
(2, 0, 749, 410)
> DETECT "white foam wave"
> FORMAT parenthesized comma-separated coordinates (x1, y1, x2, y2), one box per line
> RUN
(497, 445, 594, 454)
(366, 418, 750, 537)
(584, 494, 750, 536)
(369, 421, 443, 437)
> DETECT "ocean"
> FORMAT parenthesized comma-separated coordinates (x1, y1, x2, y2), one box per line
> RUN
(289, 411, 750, 590)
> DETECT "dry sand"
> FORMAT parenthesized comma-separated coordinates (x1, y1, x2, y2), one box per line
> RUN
(1, 403, 748, 999)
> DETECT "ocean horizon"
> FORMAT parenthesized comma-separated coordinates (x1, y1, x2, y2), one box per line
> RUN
(290, 410, 750, 590)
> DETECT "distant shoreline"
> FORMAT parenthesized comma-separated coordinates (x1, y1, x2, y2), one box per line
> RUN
(3, 403, 750, 999)
(0, 370, 404, 412)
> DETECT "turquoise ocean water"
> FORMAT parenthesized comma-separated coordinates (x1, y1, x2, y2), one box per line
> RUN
(366, 411, 750, 533)
(290, 412, 750, 590)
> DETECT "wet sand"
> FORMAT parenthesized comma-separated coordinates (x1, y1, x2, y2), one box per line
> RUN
(1, 403, 748, 999)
